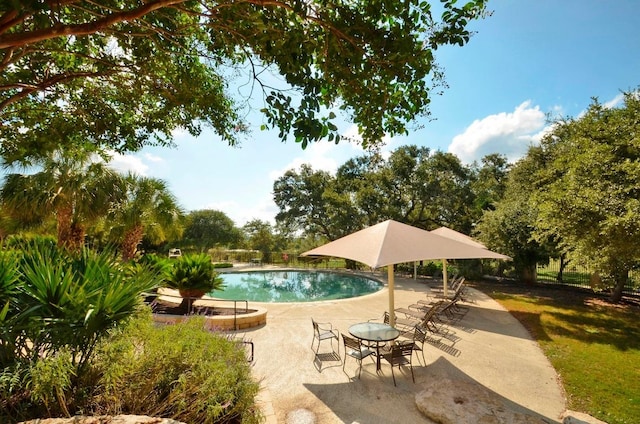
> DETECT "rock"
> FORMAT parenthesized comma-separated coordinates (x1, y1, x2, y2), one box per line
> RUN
(415, 378, 548, 424)
(19, 415, 186, 424)
(561, 410, 608, 424)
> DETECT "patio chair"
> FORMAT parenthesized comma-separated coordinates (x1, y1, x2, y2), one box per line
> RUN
(341, 333, 376, 378)
(381, 340, 415, 386)
(409, 325, 428, 365)
(311, 318, 339, 355)
(436, 297, 467, 324)
(424, 277, 466, 301)
(381, 311, 415, 337)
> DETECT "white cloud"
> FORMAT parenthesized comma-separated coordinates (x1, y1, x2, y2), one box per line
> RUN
(143, 153, 164, 163)
(106, 151, 150, 175)
(268, 138, 359, 180)
(204, 196, 278, 226)
(448, 101, 546, 164)
(267, 125, 397, 181)
(604, 93, 625, 109)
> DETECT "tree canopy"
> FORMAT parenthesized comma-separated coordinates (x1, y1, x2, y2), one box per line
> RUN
(474, 150, 552, 284)
(273, 145, 500, 240)
(530, 91, 640, 301)
(0, 0, 488, 162)
(0, 149, 125, 250)
(183, 209, 241, 251)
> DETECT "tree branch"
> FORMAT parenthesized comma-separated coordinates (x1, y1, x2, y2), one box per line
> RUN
(0, 69, 118, 112)
(0, 0, 187, 49)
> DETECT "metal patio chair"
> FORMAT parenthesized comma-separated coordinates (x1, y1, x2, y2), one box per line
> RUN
(311, 318, 339, 355)
(341, 333, 376, 378)
(381, 340, 415, 386)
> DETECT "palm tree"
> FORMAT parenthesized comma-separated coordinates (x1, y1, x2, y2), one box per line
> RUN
(0, 150, 126, 251)
(107, 174, 183, 261)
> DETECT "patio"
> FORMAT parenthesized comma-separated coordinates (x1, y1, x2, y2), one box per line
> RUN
(233, 271, 567, 423)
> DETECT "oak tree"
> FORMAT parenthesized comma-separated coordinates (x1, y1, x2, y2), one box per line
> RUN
(0, 0, 488, 162)
(531, 91, 640, 302)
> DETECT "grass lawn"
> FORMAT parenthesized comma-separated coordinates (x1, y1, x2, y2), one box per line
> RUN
(471, 279, 640, 424)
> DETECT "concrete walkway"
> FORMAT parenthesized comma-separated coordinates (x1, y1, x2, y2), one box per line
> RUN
(231, 271, 566, 423)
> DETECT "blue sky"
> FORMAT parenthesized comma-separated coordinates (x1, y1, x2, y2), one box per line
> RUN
(109, 0, 640, 226)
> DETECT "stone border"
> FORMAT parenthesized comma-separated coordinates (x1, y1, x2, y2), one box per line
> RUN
(153, 307, 267, 331)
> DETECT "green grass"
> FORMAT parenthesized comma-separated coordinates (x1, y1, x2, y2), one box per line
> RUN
(536, 268, 592, 286)
(472, 280, 640, 424)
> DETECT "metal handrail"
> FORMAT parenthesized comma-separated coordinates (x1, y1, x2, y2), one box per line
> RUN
(153, 293, 250, 331)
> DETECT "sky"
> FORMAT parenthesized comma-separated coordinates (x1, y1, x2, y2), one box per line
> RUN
(108, 0, 640, 227)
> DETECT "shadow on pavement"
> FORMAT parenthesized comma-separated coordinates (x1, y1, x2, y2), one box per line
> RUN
(304, 356, 558, 424)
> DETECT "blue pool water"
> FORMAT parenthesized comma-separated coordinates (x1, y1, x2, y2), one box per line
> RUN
(212, 270, 383, 303)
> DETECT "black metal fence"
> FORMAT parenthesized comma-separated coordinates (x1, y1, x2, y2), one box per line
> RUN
(536, 259, 639, 295)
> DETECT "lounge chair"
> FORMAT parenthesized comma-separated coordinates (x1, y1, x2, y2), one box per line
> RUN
(341, 333, 376, 378)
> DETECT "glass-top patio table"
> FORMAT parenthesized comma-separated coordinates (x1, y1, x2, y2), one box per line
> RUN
(349, 322, 401, 371)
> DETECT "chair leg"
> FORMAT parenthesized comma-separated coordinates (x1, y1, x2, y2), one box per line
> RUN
(390, 365, 397, 386)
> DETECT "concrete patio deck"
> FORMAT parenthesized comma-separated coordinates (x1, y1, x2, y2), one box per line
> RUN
(229, 270, 567, 423)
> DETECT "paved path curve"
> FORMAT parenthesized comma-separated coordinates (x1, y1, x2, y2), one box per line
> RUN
(234, 271, 566, 423)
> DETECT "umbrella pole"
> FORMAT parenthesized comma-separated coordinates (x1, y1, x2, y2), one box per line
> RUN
(443, 258, 449, 297)
(388, 266, 395, 327)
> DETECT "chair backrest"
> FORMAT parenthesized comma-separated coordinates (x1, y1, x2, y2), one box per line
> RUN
(417, 302, 441, 327)
(342, 333, 361, 351)
(438, 299, 457, 315)
(311, 318, 320, 335)
(452, 277, 465, 293)
(383, 311, 390, 325)
(390, 340, 414, 359)
(413, 325, 428, 344)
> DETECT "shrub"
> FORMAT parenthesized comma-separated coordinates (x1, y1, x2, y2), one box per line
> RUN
(165, 253, 225, 312)
(0, 241, 160, 422)
(138, 253, 174, 278)
(89, 310, 261, 424)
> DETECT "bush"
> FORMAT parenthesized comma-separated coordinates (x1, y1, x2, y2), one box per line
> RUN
(89, 310, 261, 424)
(213, 262, 233, 269)
(1, 310, 262, 423)
(1, 241, 159, 370)
(165, 253, 225, 294)
(0, 241, 161, 421)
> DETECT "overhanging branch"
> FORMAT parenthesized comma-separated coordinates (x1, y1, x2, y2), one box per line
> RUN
(0, 0, 186, 49)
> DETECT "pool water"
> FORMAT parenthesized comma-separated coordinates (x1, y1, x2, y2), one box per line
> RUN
(212, 270, 383, 303)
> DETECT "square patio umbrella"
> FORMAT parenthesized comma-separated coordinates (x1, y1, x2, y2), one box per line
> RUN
(301, 220, 509, 326)
(429, 226, 509, 296)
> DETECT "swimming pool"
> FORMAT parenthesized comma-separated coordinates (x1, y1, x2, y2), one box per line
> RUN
(212, 270, 383, 303)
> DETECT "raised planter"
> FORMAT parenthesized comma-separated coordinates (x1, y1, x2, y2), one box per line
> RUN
(153, 307, 267, 331)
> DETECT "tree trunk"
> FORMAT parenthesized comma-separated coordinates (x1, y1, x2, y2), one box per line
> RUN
(520, 263, 537, 285)
(610, 268, 629, 303)
(68, 222, 85, 252)
(557, 254, 568, 283)
(121, 224, 144, 261)
(178, 298, 193, 315)
(178, 289, 205, 315)
(56, 205, 73, 248)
